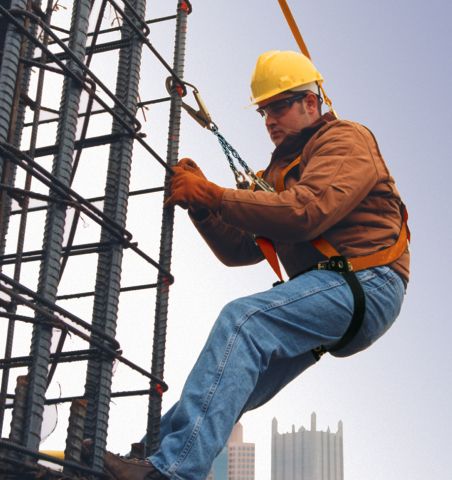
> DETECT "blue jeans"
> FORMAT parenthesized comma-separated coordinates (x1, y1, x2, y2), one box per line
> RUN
(149, 266, 405, 479)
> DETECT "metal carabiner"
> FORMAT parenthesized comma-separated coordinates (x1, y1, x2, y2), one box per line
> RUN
(251, 174, 275, 193)
(165, 78, 214, 130)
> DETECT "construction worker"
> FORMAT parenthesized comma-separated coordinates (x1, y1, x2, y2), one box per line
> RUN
(103, 50, 409, 479)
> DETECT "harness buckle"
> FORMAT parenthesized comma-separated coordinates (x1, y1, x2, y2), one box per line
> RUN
(317, 255, 353, 273)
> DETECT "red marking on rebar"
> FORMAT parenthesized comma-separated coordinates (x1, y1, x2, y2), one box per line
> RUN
(155, 384, 164, 396)
(175, 84, 184, 97)
(181, 1, 190, 13)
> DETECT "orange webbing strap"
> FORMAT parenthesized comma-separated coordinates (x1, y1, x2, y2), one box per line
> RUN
(255, 236, 284, 283)
(277, 0, 338, 118)
(251, 171, 285, 283)
(277, 0, 312, 59)
(311, 206, 410, 271)
(275, 155, 302, 193)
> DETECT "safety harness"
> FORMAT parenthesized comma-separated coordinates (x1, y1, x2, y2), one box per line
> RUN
(168, 1, 409, 359)
(252, 157, 410, 360)
(175, 78, 409, 358)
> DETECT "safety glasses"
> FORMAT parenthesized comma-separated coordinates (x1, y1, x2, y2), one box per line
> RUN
(256, 92, 309, 118)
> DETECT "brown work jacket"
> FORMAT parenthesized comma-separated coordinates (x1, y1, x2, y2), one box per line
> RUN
(191, 112, 410, 284)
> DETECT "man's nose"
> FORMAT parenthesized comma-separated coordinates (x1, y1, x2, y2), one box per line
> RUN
(265, 112, 278, 128)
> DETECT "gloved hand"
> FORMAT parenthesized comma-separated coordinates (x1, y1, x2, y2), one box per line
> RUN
(177, 158, 207, 180)
(165, 162, 225, 212)
(175, 158, 211, 219)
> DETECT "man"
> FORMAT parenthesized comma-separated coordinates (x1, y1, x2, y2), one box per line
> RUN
(103, 50, 409, 479)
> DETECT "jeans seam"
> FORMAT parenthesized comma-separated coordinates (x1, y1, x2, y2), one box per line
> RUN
(167, 416, 203, 475)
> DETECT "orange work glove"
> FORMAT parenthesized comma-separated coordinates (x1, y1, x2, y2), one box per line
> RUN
(177, 158, 207, 179)
(165, 165, 225, 211)
(175, 158, 211, 219)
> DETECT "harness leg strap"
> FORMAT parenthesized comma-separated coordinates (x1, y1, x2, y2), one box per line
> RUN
(311, 257, 366, 360)
(329, 271, 366, 352)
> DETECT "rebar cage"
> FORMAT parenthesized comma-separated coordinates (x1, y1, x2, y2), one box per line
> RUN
(0, 0, 190, 477)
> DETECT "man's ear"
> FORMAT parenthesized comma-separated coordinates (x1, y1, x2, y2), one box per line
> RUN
(305, 93, 319, 114)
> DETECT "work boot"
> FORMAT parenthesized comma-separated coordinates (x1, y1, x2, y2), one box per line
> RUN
(103, 451, 168, 480)
(81, 439, 168, 480)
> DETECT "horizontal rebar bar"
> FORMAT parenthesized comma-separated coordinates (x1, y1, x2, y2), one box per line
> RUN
(0, 349, 95, 369)
(23, 96, 171, 127)
(52, 13, 178, 45)
(56, 282, 158, 300)
(10, 186, 165, 216)
(2, 388, 156, 408)
(0, 241, 121, 265)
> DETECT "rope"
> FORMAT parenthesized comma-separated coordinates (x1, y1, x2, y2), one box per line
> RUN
(277, 0, 338, 118)
(277, 0, 311, 59)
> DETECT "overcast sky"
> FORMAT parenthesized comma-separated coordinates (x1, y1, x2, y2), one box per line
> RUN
(3, 1, 451, 480)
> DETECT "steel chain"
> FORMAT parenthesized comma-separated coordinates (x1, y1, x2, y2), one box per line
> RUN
(210, 125, 274, 192)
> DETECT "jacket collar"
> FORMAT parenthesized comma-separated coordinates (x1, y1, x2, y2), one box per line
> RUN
(271, 112, 336, 161)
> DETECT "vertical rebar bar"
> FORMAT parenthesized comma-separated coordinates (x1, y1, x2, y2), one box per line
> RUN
(0, 375, 28, 465)
(0, 0, 51, 437)
(63, 399, 87, 475)
(0, 1, 12, 70)
(146, 0, 190, 456)
(0, 0, 41, 261)
(82, 0, 146, 471)
(0, 0, 28, 258)
(23, 0, 93, 452)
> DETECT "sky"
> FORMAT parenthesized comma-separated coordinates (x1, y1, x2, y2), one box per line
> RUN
(2, 1, 452, 479)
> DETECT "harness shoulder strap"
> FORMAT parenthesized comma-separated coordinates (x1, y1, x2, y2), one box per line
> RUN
(275, 155, 302, 193)
(251, 170, 285, 283)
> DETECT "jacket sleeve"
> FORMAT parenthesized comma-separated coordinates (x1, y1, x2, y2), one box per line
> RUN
(189, 210, 264, 267)
(219, 122, 380, 242)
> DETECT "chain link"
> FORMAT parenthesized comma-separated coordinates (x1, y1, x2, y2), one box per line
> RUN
(210, 125, 274, 192)
(176, 82, 275, 192)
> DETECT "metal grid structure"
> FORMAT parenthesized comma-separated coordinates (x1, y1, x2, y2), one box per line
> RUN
(0, 0, 191, 477)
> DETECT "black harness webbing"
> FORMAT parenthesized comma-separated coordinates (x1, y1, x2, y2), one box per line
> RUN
(310, 256, 366, 361)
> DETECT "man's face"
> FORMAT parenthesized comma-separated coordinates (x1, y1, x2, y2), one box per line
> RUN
(257, 92, 318, 146)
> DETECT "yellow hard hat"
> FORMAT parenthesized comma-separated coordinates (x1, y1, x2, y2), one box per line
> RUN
(250, 50, 324, 104)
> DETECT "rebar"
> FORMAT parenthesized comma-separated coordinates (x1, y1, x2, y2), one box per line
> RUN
(0, 0, 44, 438)
(146, 0, 190, 456)
(23, 0, 93, 452)
(82, 0, 147, 470)
(63, 399, 87, 475)
(0, 0, 191, 476)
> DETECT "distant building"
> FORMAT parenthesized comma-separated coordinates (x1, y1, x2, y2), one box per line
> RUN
(208, 422, 255, 480)
(271, 413, 343, 480)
